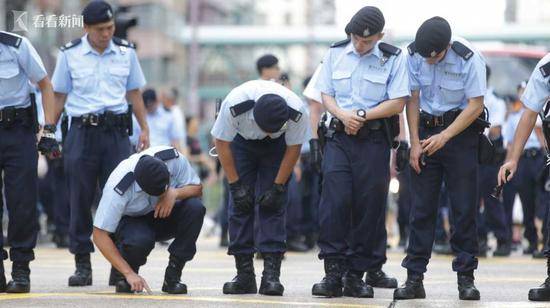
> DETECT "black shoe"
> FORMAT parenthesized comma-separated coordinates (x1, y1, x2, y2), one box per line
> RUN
(524, 244, 537, 255)
(68, 253, 92, 287)
(529, 277, 550, 301)
(258, 253, 284, 296)
(162, 255, 187, 294)
(493, 242, 511, 257)
(115, 279, 133, 293)
(533, 250, 546, 259)
(343, 270, 373, 298)
(457, 272, 480, 300)
(304, 233, 318, 250)
(312, 258, 344, 298)
(6, 262, 30, 293)
(52, 233, 70, 249)
(365, 269, 398, 288)
(223, 254, 257, 294)
(433, 242, 453, 255)
(393, 273, 425, 300)
(287, 238, 309, 252)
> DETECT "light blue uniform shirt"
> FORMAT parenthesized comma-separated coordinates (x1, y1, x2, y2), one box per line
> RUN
(51, 34, 146, 117)
(211, 79, 310, 146)
(93, 146, 201, 233)
(316, 40, 410, 111)
(0, 32, 47, 109)
(132, 107, 185, 148)
(408, 37, 486, 116)
(522, 53, 550, 114)
(504, 108, 541, 149)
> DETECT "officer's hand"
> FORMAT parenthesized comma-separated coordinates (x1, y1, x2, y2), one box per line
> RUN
(421, 132, 450, 156)
(339, 110, 365, 132)
(409, 142, 424, 174)
(154, 188, 177, 218)
(229, 180, 254, 213)
(125, 272, 150, 293)
(258, 183, 287, 211)
(37, 136, 62, 159)
(498, 160, 517, 186)
(138, 129, 150, 152)
(309, 139, 322, 173)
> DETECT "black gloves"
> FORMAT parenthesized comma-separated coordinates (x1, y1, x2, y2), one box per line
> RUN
(395, 141, 409, 173)
(38, 124, 61, 158)
(309, 139, 322, 173)
(229, 179, 254, 213)
(258, 183, 287, 211)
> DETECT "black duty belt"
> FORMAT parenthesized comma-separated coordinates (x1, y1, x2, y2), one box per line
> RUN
(330, 117, 385, 133)
(523, 148, 542, 158)
(72, 112, 128, 128)
(420, 110, 461, 128)
(0, 106, 33, 127)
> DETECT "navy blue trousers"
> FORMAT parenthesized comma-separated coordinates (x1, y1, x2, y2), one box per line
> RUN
(477, 164, 508, 243)
(300, 153, 320, 236)
(38, 158, 70, 236)
(318, 130, 390, 272)
(0, 124, 39, 262)
(403, 125, 479, 274)
(115, 198, 205, 268)
(286, 175, 302, 239)
(397, 167, 411, 240)
(228, 134, 287, 255)
(64, 124, 131, 255)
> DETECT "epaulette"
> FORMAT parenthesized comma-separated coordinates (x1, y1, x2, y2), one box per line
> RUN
(112, 37, 136, 49)
(288, 107, 303, 123)
(379, 42, 401, 56)
(407, 42, 416, 56)
(539, 61, 550, 78)
(330, 38, 351, 48)
(0, 32, 22, 48)
(154, 148, 179, 161)
(114, 172, 135, 196)
(60, 38, 81, 51)
(230, 99, 255, 117)
(451, 41, 473, 60)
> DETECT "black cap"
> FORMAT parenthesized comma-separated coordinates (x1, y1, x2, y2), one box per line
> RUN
(256, 54, 279, 74)
(345, 6, 385, 38)
(415, 17, 452, 58)
(134, 155, 170, 196)
(82, 1, 114, 25)
(253, 94, 289, 133)
(142, 88, 157, 108)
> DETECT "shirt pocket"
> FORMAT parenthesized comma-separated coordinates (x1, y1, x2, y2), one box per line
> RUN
(361, 73, 387, 102)
(332, 70, 352, 97)
(439, 80, 465, 104)
(418, 75, 433, 98)
(0, 59, 21, 94)
(109, 66, 130, 89)
(70, 68, 95, 95)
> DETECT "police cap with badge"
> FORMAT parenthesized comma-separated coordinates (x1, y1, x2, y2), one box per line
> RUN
(82, 0, 114, 25)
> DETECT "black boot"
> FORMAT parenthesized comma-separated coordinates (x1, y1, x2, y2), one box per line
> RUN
(365, 269, 398, 289)
(457, 271, 480, 300)
(108, 266, 123, 286)
(528, 258, 550, 301)
(258, 253, 284, 296)
(68, 253, 92, 287)
(493, 241, 511, 257)
(343, 270, 373, 298)
(6, 262, 30, 293)
(115, 264, 141, 293)
(223, 254, 257, 294)
(312, 258, 344, 297)
(393, 273, 425, 300)
(162, 255, 188, 294)
(0, 259, 6, 293)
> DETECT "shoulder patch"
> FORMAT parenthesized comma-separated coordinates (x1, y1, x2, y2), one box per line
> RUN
(330, 38, 351, 48)
(407, 42, 416, 56)
(60, 38, 82, 51)
(539, 61, 550, 78)
(154, 148, 179, 161)
(0, 32, 22, 48)
(114, 172, 135, 196)
(288, 107, 303, 123)
(230, 99, 255, 117)
(112, 37, 136, 49)
(451, 41, 473, 60)
(378, 42, 401, 56)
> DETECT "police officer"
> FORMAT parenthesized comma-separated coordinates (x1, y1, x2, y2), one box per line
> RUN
(51, 0, 150, 287)
(394, 17, 486, 301)
(92, 146, 204, 294)
(313, 6, 408, 298)
(477, 65, 509, 256)
(211, 79, 309, 296)
(498, 53, 550, 301)
(0, 30, 60, 293)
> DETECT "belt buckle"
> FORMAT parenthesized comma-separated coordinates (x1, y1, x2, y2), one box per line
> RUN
(89, 114, 99, 126)
(434, 116, 444, 127)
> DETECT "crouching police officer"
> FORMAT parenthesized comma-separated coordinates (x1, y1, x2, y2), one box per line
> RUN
(313, 6, 409, 298)
(211, 79, 309, 296)
(93, 146, 205, 294)
(394, 17, 486, 301)
(0, 30, 60, 293)
(51, 0, 150, 287)
(498, 53, 550, 301)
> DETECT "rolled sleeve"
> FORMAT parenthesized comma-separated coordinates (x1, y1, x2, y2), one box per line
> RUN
(126, 50, 146, 91)
(463, 55, 487, 99)
(16, 37, 47, 83)
(387, 53, 411, 100)
(315, 51, 335, 97)
(51, 51, 72, 94)
(93, 186, 127, 233)
(522, 72, 549, 114)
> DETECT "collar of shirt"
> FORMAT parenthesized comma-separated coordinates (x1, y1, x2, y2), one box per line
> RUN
(81, 34, 116, 56)
(343, 41, 382, 59)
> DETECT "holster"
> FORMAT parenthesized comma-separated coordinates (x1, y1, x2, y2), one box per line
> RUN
(478, 134, 495, 165)
(126, 104, 133, 136)
(317, 113, 328, 150)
